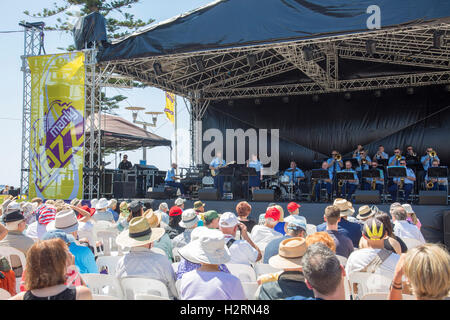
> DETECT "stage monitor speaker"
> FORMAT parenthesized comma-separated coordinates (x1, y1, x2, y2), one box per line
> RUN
(418, 190, 448, 205)
(252, 189, 275, 202)
(113, 181, 135, 199)
(353, 190, 380, 204)
(146, 187, 167, 199)
(198, 188, 219, 201)
(444, 210, 450, 249)
(103, 172, 113, 195)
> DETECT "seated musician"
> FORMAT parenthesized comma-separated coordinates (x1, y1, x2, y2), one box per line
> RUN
(327, 150, 344, 174)
(425, 159, 448, 192)
(421, 147, 440, 172)
(165, 163, 185, 196)
(313, 161, 333, 202)
(118, 154, 132, 170)
(362, 160, 384, 195)
(388, 159, 416, 203)
(247, 154, 263, 193)
(209, 151, 226, 197)
(355, 148, 371, 180)
(283, 161, 305, 190)
(373, 145, 388, 162)
(338, 161, 359, 201)
(388, 147, 405, 166)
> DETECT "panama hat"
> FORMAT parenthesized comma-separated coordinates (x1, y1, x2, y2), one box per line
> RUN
(178, 228, 231, 265)
(144, 209, 162, 228)
(333, 198, 355, 217)
(116, 216, 164, 248)
(46, 209, 79, 234)
(357, 205, 376, 220)
(179, 209, 199, 228)
(268, 237, 307, 269)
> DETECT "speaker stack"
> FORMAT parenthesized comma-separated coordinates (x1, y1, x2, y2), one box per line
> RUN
(353, 190, 380, 204)
(198, 188, 219, 201)
(252, 189, 275, 201)
(113, 181, 135, 199)
(418, 190, 448, 205)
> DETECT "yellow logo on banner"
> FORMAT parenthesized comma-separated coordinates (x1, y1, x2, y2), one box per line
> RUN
(164, 92, 176, 124)
(27, 52, 85, 200)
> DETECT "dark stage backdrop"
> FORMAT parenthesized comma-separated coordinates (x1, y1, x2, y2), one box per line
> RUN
(202, 85, 450, 171)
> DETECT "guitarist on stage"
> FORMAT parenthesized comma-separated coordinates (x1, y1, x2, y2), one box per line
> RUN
(209, 151, 226, 198)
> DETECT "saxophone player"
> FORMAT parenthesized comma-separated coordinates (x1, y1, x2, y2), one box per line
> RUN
(424, 159, 448, 192)
(338, 160, 359, 201)
(362, 161, 384, 195)
(388, 159, 416, 202)
(312, 161, 333, 202)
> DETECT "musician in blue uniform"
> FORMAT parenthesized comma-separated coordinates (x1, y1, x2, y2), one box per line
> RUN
(338, 161, 359, 201)
(165, 163, 185, 196)
(247, 154, 263, 193)
(313, 161, 333, 202)
(209, 151, 226, 197)
(424, 159, 448, 192)
(388, 159, 416, 202)
(373, 145, 389, 162)
(326, 150, 344, 175)
(362, 160, 384, 195)
(388, 148, 405, 166)
(421, 147, 440, 172)
(283, 161, 305, 186)
(354, 148, 372, 182)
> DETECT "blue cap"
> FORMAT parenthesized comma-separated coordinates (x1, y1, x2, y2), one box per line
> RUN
(42, 230, 75, 244)
(284, 215, 307, 232)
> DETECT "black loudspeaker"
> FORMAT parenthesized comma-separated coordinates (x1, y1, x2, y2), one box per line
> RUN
(113, 181, 135, 199)
(418, 190, 448, 205)
(146, 187, 167, 199)
(443, 210, 450, 249)
(252, 189, 275, 201)
(353, 190, 380, 204)
(198, 188, 219, 201)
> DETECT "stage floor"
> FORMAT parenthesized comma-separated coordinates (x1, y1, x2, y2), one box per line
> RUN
(131, 198, 449, 244)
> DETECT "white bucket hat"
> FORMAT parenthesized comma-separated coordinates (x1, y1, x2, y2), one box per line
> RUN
(90, 198, 99, 208)
(179, 209, 199, 229)
(174, 198, 186, 206)
(46, 209, 79, 234)
(95, 198, 109, 210)
(219, 212, 239, 228)
(178, 229, 231, 265)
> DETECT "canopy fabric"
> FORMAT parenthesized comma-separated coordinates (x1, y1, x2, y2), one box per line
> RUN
(85, 113, 172, 151)
(98, 0, 450, 62)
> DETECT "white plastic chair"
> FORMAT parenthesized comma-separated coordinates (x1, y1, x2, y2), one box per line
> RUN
(135, 293, 171, 300)
(347, 272, 372, 300)
(0, 288, 11, 300)
(306, 224, 317, 235)
(81, 273, 123, 299)
(225, 263, 257, 282)
(172, 247, 181, 262)
(92, 294, 121, 300)
(343, 276, 352, 300)
(120, 277, 170, 300)
(241, 281, 259, 300)
(175, 279, 182, 296)
(336, 255, 348, 267)
(93, 221, 119, 256)
(402, 238, 423, 250)
(254, 263, 281, 277)
(348, 272, 391, 300)
(96, 255, 121, 276)
(172, 262, 180, 274)
(0, 246, 27, 293)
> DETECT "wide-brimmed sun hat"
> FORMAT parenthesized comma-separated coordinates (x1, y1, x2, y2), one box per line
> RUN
(357, 205, 376, 220)
(269, 237, 307, 269)
(178, 228, 231, 265)
(116, 216, 165, 248)
(333, 198, 355, 217)
(95, 198, 109, 210)
(179, 209, 199, 228)
(144, 209, 162, 228)
(46, 209, 79, 234)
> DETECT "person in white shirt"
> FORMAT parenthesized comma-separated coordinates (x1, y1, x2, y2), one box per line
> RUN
(346, 218, 400, 292)
(391, 206, 425, 243)
(250, 206, 283, 251)
(172, 209, 199, 249)
(219, 211, 261, 265)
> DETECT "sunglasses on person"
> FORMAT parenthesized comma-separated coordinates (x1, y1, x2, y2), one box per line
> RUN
(400, 162, 406, 165)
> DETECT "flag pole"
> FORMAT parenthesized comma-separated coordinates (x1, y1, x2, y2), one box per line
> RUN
(174, 95, 178, 176)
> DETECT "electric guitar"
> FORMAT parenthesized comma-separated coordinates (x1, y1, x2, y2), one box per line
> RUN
(211, 161, 236, 177)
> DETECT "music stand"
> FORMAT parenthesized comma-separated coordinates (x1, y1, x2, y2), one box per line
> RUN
(387, 166, 407, 201)
(311, 169, 329, 180)
(377, 159, 388, 167)
(342, 158, 359, 170)
(427, 167, 448, 186)
(336, 171, 356, 181)
(362, 169, 381, 179)
(239, 167, 258, 200)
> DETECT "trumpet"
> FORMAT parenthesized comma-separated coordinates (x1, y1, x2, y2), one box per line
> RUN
(428, 150, 437, 158)
(395, 154, 402, 161)
(361, 158, 368, 166)
(335, 153, 342, 162)
(426, 180, 435, 189)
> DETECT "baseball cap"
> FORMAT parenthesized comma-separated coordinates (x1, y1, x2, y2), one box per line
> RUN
(265, 207, 281, 221)
(169, 206, 183, 217)
(287, 202, 301, 213)
(175, 198, 186, 206)
(219, 212, 239, 228)
(203, 210, 219, 224)
(284, 215, 307, 231)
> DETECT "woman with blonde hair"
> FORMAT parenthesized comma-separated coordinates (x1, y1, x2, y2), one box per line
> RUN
(389, 243, 450, 300)
(10, 238, 92, 300)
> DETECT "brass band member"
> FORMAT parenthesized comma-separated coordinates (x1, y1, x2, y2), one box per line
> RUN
(388, 159, 416, 202)
(405, 145, 419, 163)
(283, 161, 305, 186)
(337, 161, 359, 201)
(327, 150, 344, 174)
(421, 147, 440, 172)
(312, 161, 333, 202)
(388, 147, 405, 166)
(362, 161, 384, 195)
(425, 159, 448, 192)
(373, 145, 388, 162)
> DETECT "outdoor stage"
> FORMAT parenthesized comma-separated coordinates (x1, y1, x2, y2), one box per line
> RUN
(130, 198, 448, 244)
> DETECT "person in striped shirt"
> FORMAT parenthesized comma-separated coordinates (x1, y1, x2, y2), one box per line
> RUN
(31, 198, 56, 239)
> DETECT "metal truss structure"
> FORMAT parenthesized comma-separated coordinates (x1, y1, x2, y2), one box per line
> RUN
(19, 22, 45, 197)
(96, 21, 450, 166)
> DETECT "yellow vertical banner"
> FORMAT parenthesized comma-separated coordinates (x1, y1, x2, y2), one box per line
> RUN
(164, 91, 176, 124)
(27, 52, 85, 200)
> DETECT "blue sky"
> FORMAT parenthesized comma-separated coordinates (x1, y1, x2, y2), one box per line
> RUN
(0, 0, 213, 187)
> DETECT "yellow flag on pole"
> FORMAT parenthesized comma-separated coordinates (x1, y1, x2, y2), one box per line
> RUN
(164, 92, 176, 124)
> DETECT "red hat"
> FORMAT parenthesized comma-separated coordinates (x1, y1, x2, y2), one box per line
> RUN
(265, 207, 281, 221)
(77, 205, 96, 219)
(169, 206, 183, 217)
(287, 202, 301, 213)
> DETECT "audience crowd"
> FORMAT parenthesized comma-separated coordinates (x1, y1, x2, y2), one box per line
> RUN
(0, 194, 449, 301)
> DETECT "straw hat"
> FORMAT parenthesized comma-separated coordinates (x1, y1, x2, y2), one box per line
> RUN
(144, 209, 162, 228)
(356, 205, 376, 220)
(46, 209, 79, 234)
(178, 228, 231, 265)
(116, 216, 164, 248)
(333, 198, 355, 217)
(268, 237, 307, 269)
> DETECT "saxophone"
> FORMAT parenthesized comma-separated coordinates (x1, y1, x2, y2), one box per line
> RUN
(371, 178, 376, 190)
(338, 180, 344, 195)
(399, 177, 405, 190)
(311, 179, 318, 200)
